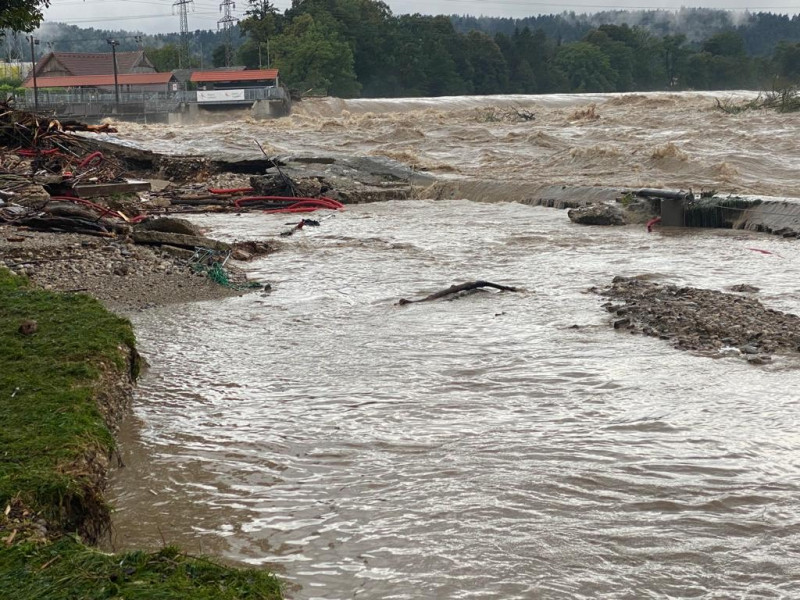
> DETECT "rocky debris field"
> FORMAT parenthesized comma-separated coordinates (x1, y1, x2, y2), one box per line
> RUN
(0, 224, 257, 313)
(595, 276, 800, 364)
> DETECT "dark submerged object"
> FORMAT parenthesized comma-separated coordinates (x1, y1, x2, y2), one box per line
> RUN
(398, 280, 518, 305)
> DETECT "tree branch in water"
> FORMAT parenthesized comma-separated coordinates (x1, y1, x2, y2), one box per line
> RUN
(398, 281, 518, 305)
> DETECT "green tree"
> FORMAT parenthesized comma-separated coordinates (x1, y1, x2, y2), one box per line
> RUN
(773, 41, 800, 81)
(212, 44, 228, 68)
(585, 28, 633, 91)
(239, 0, 281, 60)
(511, 27, 557, 93)
(662, 34, 689, 88)
(554, 41, 617, 92)
(144, 44, 182, 72)
(703, 31, 746, 58)
(462, 30, 508, 94)
(272, 13, 361, 96)
(1, 0, 50, 33)
(236, 39, 262, 68)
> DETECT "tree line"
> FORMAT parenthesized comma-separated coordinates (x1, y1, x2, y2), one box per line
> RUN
(232, 0, 800, 97)
(3, 0, 799, 97)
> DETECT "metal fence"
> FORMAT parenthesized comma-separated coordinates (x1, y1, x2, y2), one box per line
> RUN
(16, 90, 180, 114)
(12, 85, 288, 118)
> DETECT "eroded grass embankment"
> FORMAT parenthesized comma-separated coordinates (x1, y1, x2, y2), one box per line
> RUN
(0, 268, 281, 599)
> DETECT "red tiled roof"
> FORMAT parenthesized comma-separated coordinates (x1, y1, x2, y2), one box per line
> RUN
(24, 73, 175, 88)
(36, 51, 153, 77)
(190, 69, 278, 82)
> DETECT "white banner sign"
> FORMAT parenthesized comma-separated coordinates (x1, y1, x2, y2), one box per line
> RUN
(197, 89, 245, 103)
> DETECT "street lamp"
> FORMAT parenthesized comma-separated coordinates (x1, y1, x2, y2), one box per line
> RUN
(106, 38, 120, 112)
(27, 36, 39, 112)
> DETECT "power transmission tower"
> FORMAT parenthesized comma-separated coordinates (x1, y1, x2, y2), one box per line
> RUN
(173, 0, 194, 68)
(218, 0, 237, 68)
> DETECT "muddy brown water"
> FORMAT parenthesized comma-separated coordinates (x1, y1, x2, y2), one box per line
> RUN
(108, 93, 800, 599)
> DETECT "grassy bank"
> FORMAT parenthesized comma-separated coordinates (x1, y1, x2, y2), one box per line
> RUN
(0, 268, 282, 599)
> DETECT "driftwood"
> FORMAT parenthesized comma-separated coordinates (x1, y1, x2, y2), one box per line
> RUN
(398, 280, 518, 305)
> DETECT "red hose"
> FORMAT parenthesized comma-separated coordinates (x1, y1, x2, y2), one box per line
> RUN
(78, 151, 104, 169)
(233, 195, 343, 210)
(265, 205, 323, 214)
(209, 187, 254, 194)
(17, 148, 60, 157)
(264, 199, 344, 214)
(646, 217, 661, 232)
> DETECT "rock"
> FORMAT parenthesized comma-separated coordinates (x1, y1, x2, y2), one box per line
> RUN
(729, 284, 760, 293)
(18, 319, 37, 335)
(746, 355, 771, 365)
(568, 204, 626, 226)
(231, 240, 278, 259)
(135, 217, 203, 237)
(231, 248, 252, 261)
(131, 230, 230, 253)
(159, 245, 196, 260)
(740, 345, 759, 355)
(250, 173, 294, 196)
(613, 318, 630, 329)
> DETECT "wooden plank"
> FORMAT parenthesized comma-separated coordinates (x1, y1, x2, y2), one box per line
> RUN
(73, 180, 151, 198)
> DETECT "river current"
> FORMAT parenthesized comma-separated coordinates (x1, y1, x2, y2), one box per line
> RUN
(108, 93, 800, 599)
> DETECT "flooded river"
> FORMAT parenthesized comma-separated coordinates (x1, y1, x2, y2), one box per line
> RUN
(108, 93, 800, 598)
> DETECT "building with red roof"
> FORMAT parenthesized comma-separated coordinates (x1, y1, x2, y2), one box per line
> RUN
(33, 51, 156, 79)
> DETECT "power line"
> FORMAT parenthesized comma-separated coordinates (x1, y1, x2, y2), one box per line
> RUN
(218, 0, 238, 67)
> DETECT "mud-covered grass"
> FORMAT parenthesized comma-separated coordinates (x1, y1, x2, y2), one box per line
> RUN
(0, 536, 282, 600)
(0, 267, 135, 531)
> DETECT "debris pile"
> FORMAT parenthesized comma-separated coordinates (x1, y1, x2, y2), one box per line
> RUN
(595, 276, 800, 364)
(1, 102, 149, 233)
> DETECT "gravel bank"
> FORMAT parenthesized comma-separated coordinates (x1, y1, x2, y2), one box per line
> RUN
(596, 275, 800, 364)
(0, 225, 244, 312)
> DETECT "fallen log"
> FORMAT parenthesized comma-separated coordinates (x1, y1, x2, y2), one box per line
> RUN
(398, 280, 518, 305)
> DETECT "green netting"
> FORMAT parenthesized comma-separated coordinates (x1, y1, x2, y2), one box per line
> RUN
(189, 248, 262, 291)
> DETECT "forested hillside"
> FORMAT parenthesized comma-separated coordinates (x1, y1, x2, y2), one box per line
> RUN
(452, 9, 800, 56)
(2, 2, 799, 97)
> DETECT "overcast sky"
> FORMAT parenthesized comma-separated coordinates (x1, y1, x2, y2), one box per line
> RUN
(41, 0, 799, 35)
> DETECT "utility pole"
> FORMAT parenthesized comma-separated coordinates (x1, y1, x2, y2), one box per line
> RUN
(258, 40, 270, 69)
(27, 36, 39, 112)
(173, 0, 193, 68)
(218, 0, 237, 68)
(107, 39, 120, 112)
